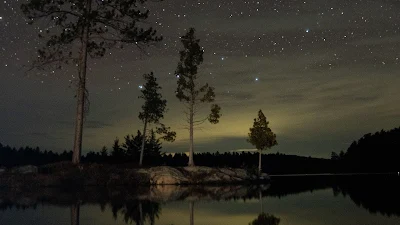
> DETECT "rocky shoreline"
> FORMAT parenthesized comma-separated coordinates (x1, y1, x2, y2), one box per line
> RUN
(0, 162, 269, 188)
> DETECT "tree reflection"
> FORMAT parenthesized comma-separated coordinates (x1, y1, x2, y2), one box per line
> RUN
(189, 201, 194, 225)
(112, 200, 161, 225)
(249, 188, 280, 225)
(71, 203, 80, 225)
(248, 213, 280, 225)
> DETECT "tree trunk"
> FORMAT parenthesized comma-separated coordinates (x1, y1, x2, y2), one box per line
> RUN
(72, 0, 91, 165)
(188, 101, 195, 166)
(139, 118, 147, 166)
(258, 150, 262, 174)
(71, 203, 80, 225)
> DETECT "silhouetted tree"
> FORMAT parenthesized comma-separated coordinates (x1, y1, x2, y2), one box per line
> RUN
(138, 72, 175, 166)
(331, 152, 339, 160)
(21, 0, 162, 164)
(175, 28, 221, 166)
(111, 138, 126, 163)
(247, 110, 278, 173)
(123, 131, 143, 162)
(100, 146, 108, 162)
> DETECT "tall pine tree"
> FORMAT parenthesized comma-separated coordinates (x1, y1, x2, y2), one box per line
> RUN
(21, 0, 162, 164)
(138, 72, 175, 166)
(247, 110, 277, 173)
(175, 28, 221, 166)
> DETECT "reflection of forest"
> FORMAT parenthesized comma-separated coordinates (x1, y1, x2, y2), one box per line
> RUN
(69, 200, 160, 225)
(0, 175, 399, 224)
(110, 200, 161, 225)
(333, 175, 400, 217)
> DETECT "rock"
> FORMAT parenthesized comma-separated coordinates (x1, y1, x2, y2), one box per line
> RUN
(148, 166, 189, 185)
(12, 165, 38, 174)
(182, 166, 252, 184)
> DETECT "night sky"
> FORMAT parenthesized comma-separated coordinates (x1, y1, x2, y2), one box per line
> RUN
(0, 0, 399, 158)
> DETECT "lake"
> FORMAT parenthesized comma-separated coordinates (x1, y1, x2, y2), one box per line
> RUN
(1, 174, 399, 225)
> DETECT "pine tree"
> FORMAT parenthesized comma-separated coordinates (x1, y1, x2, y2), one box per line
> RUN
(123, 131, 143, 161)
(247, 110, 277, 173)
(21, 0, 162, 164)
(138, 72, 176, 166)
(111, 138, 126, 163)
(100, 146, 108, 163)
(175, 28, 221, 166)
(145, 129, 162, 158)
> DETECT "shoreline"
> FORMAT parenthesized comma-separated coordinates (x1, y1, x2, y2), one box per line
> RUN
(0, 163, 269, 188)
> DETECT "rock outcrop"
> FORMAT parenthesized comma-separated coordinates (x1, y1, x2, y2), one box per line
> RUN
(145, 166, 270, 185)
(0, 163, 269, 188)
(145, 166, 189, 185)
(11, 165, 38, 174)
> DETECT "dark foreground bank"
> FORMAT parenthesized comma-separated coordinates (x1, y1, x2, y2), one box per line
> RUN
(0, 162, 269, 188)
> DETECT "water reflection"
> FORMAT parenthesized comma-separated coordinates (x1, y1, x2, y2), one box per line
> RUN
(0, 175, 399, 225)
(71, 203, 80, 225)
(249, 190, 281, 225)
(249, 213, 280, 225)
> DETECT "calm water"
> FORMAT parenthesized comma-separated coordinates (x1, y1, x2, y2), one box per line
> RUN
(1, 175, 399, 225)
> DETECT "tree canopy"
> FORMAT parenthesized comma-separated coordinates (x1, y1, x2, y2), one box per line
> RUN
(248, 110, 277, 151)
(20, 0, 162, 164)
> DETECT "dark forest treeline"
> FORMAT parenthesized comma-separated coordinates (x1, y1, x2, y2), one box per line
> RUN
(0, 141, 334, 174)
(1, 127, 399, 174)
(0, 135, 333, 174)
(332, 127, 400, 172)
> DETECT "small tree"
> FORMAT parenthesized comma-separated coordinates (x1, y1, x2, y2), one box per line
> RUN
(247, 110, 277, 173)
(138, 72, 176, 166)
(123, 131, 143, 161)
(21, 0, 162, 164)
(175, 28, 221, 166)
(122, 129, 165, 165)
(111, 138, 126, 163)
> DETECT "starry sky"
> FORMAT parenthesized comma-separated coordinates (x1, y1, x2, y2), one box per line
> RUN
(0, 0, 399, 158)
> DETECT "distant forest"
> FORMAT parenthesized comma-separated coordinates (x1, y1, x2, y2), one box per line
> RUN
(332, 126, 400, 172)
(1, 127, 399, 174)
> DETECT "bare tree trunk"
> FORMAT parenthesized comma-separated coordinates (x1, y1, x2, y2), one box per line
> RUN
(139, 118, 147, 166)
(189, 201, 194, 225)
(258, 150, 262, 174)
(71, 203, 80, 225)
(188, 101, 194, 166)
(72, 0, 91, 165)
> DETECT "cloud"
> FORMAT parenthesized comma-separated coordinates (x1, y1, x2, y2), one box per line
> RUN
(58, 120, 112, 129)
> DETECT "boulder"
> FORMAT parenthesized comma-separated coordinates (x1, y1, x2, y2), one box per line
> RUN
(148, 166, 189, 185)
(12, 165, 38, 174)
